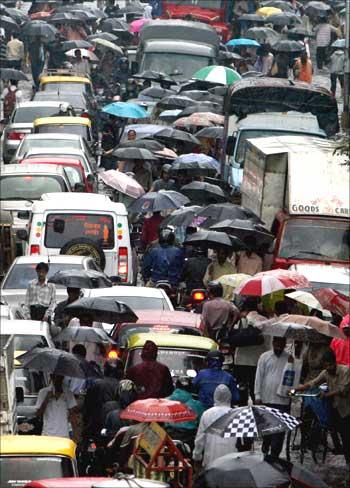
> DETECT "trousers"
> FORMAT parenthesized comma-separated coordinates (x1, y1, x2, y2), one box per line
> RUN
(262, 403, 290, 458)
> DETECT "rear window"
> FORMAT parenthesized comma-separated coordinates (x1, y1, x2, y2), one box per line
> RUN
(0, 176, 66, 200)
(18, 138, 81, 156)
(12, 107, 63, 123)
(36, 124, 89, 139)
(117, 324, 201, 347)
(41, 82, 86, 93)
(45, 213, 115, 249)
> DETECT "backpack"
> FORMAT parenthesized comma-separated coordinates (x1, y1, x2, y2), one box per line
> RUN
(3, 88, 17, 118)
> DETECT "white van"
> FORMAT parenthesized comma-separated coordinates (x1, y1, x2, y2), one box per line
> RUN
(19, 193, 134, 283)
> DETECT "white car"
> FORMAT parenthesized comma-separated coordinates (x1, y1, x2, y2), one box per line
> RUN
(289, 264, 350, 295)
(0, 319, 55, 352)
(1, 255, 101, 312)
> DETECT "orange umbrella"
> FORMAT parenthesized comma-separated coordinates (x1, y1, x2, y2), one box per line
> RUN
(120, 398, 196, 423)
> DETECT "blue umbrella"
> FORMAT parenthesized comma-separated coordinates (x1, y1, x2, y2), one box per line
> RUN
(226, 38, 260, 47)
(174, 153, 220, 172)
(102, 102, 148, 119)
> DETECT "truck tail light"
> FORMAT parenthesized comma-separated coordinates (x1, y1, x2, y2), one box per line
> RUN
(7, 131, 26, 140)
(30, 245, 40, 255)
(118, 247, 128, 282)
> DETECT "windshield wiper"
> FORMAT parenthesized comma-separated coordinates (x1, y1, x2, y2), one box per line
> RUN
(0, 197, 34, 202)
(286, 250, 331, 259)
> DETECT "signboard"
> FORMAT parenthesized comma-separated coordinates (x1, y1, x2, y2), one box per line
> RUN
(139, 422, 167, 457)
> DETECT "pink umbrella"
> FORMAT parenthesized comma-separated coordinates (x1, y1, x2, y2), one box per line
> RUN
(99, 170, 145, 199)
(129, 18, 151, 34)
(154, 147, 178, 160)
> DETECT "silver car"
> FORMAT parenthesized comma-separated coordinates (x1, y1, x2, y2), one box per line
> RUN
(1, 101, 75, 164)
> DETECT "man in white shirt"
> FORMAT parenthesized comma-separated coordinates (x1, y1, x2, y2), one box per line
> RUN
(36, 374, 77, 438)
(6, 33, 24, 70)
(72, 49, 90, 76)
(255, 336, 291, 458)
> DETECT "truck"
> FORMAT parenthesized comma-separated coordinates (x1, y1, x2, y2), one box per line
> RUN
(241, 136, 350, 270)
(137, 20, 220, 82)
(0, 335, 17, 435)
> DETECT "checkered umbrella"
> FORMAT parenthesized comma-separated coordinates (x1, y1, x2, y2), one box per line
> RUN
(206, 406, 300, 438)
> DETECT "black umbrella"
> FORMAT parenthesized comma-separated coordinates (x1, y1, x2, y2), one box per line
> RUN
(0, 14, 19, 32)
(101, 18, 128, 32)
(198, 203, 263, 227)
(61, 40, 93, 51)
(208, 85, 229, 97)
(48, 12, 81, 24)
(287, 26, 315, 39)
(133, 70, 176, 85)
(48, 269, 112, 289)
(184, 230, 244, 251)
(111, 29, 134, 43)
(23, 20, 58, 40)
(180, 181, 228, 204)
(266, 12, 301, 26)
(17, 347, 87, 378)
(138, 87, 175, 100)
(4, 7, 27, 24)
(154, 128, 200, 146)
(210, 219, 274, 246)
(117, 5, 144, 15)
(195, 126, 224, 139)
(246, 27, 280, 44)
(129, 190, 190, 213)
(160, 205, 202, 228)
(56, 326, 115, 344)
(69, 10, 98, 22)
(65, 297, 138, 324)
(157, 95, 199, 110)
(87, 32, 118, 43)
(178, 79, 222, 92)
(305, 1, 331, 16)
(117, 138, 164, 152)
(170, 160, 217, 177)
(272, 39, 304, 53)
(113, 147, 158, 161)
(178, 103, 223, 118)
(180, 91, 223, 104)
(86, 7, 107, 19)
(219, 51, 244, 62)
(0, 68, 28, 81)
(239, 13, 266, 22)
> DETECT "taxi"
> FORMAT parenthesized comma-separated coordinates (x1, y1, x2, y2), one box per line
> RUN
(39, 75, 93, 98)
(0, 436, 78, 488)
(33, 117, 93, 144)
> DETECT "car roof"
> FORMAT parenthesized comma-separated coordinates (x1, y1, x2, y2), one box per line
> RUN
(11, 255, 90, 264)
(32, 193, 127, 214)
(0, 319, 49, 335)
(123, 310, 201, 327)
(21, 157, 84, 168)
(21, 133, 82, 141)
(0, 163, 67, 175)
(127, 332, 217, 350)
(25, 148, 87, 159)
(89, 286, 167, 299)
(15, 101, 69, 109)
(34, 116, 91, 127)
(40, 75, 90, 84)
(0, 435, 76, 457)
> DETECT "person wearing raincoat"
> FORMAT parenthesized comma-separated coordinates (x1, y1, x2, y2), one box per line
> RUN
(331, 314, 350, 367)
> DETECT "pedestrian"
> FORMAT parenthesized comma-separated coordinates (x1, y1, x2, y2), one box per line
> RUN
(201, 281, 240, 340)
(36, 374, 77, 438)
(133, 160, 152, 192)
(47, 32, 66, 70)
(68, 313, 105, 367)
(255, 337, 292, 458)
(2, 79, 22, 121)
(331, 314, 350, 367)
(254, 44, 274, 76)
(23, 262, 56, 321)
(203, 248, 236, 286)
(126, 340, 174, 399)
(6, 33, 24, 71)
(295, 350, 350, 465)
(329, 47, 345, 97)
(28, 38, 45, 91)
(54, 287, 81, 329)
(193, 384, 238, 470)
(293, 50, 313, 83)
(140, 211, 163, 250)
(72, 49, 90, 76)
(181, 247, 210, 294)
(237, 236, 263, 275)
(314, 19, 333, 70)
(150, 164, 176, 192)
(193, 350, 239, 410)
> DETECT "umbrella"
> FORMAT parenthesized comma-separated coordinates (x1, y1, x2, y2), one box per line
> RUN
(174, 153, 220, 172)
(178, 79, 223, 92)
(101, 18, 128, 33)
(218, 274, 251, 300)
(226, 38, 260, 48)
(180, 181, 227, 204)
(102, 102, 148, 119)
(256, 6, 283, 16)
(174, 113, 224, 128)
(278, 314, 346, 339)
(130, 18, 151, 34)
(91, 38, 123, 55)
(117, 5, 144, 15)
(113, 147, 157, 161)
(266, 12, 301, 26)
(195, 127, 224, 139)
(287, 26, 315, 39)
(129, 191, 190, 214)
(69, 10, 98, 22)
(48, 269, 112, 289)
(0, 68, 28, 81)
(241, 71, 265, 79)
(207, 405, 299, 438)
(138, 87, 174, 100)
(170, 160, 217, 178)
(158, 109, 182, 122)
(85, 6, 107, 19)
(17, 347, 86, 378)
(331, 38, 345, 48)
(48, 12, 81, 24)
(55, 326, 115, 344)
(154, 128, 200, 147)
(258, 319, 336, 343)
(99, 170, 145, 199)
(197, 203, 263, 227)
(4, 8, 27, 24)
(65, 49, 99, 62)
(133, 70, 176, 85)
(61, 40, 93, 51)
(197, 452, 291, 488)
(238, 13, 266, 22)
(285, 291, 324, 311)
(0, 14, 19, 32)
(160, 205, 202, 228)
(305, 1, 331, 16)
(235, 270, 310, 296)
(118, 138, 164, 152)
(193, 66, 241, 86)
(246, 27, 280, 44)
(184, 230, 245, 252)
(210, 219, 274, 246)
(312, 288, 350, 317)
(272, 39, 304, 53)
(180, 91, 223, 104)
(23, 20, 58, 40)
(262, 0, 294, 11)
(65, 297, 138, 324)
(120, 398, 196, 423)
(87, 32, 118, 43)
(157, 95, 198, 110)
(154, 148, 178, 160)
(178, 103, 223, 118)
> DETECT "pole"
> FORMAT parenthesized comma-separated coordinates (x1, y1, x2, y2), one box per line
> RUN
(341, 0, 350, 131)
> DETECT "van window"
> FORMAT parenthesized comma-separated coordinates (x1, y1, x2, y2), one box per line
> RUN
(45, 213, 114, 249)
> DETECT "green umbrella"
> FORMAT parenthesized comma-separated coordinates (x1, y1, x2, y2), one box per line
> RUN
(193, 66, 241, 86)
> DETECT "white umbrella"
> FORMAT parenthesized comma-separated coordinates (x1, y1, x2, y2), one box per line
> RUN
(286, 291, 324, 311)
(99, 170, 145, 199)
(65, 48, 99, 61)
(91, 37, 123, 55)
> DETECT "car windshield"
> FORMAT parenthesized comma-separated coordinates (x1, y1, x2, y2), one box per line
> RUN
(34, 93, 86, 111)
(36, 125, 88, 138)
(127, 347, 207, 377)
(41, 82, 86, 93)
(45, 213, 115, 249)
(142, 53, 211, 80)
(18, 138, 81, 157)
(279, 219, 350, 262)
(117, 325, 200, 347)
(0, 176, 65, 200)
(15, 368, 46, 396)
(0, 456, 74, 488)
(12, 107, 64, 123)
(3, 262, 85, 289)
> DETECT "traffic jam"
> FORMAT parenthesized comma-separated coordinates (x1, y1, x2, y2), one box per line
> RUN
(0, 0, 349, 487)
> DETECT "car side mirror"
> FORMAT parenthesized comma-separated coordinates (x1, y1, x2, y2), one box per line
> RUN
(226, 135, 236, 156)
(87, 174, 95, 183)
(53, 218, 65, 234)
(17, 211, 30, 220)
(16, 387, 24, 404)
(16, 229, 28, 241)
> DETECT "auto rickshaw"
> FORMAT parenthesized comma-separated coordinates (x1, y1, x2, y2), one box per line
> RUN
(0, 210, 16, 276)
(0, 435, 78, 488)
(33, 116, 93, 144)
(39, 74, 94, 99)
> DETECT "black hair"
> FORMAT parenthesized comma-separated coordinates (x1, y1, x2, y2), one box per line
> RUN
(275, 301, 288, 316)
(72, 344, 86, 358)
(36, 262, 49, 272)
(322, 349, 336, 364)
(240, 297, 259, 312)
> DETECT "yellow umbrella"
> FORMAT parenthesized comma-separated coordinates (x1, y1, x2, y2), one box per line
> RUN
(218, 274, 250, 301)
(256, 6, 282, 17)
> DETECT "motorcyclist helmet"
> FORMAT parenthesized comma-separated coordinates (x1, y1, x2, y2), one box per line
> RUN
(207, 280, 223, 298)
(159, 227, 175, 246)
(118, 379, 138, 409)
(207, 350, 224, 364)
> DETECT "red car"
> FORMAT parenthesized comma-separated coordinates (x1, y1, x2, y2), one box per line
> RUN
(24, 478, 109, 488)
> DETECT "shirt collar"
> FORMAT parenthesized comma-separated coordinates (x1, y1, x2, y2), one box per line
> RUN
(35, 279, 48, 286)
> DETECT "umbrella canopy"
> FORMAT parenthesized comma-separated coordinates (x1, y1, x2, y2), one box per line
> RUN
(198, 452, 291, 488)
(193, 66, 241, 85)
(184, 230, 245, 252)
(285, 290, 323, 311)
(4, 8, 27, 24)
(246, 26, 280, 44)
(0, 68, 28, 81)
(258, 320, 335, 343)
(210, 219, 274, 246)
(174, 153, 219, 171)
(138, 87, 174, 100)
(23, 20, 58, 40)
(226, 38, 260, 48)
(133, 70, 176, 85)
(278, 314, 346, 339)
(235, 270, 310, 296)
(17, 347, 86, 378)
(287, 26, 315, 39)
(180, 181, 227, 204)
(91, 38, 123, 55)
(207, 405, 299, 438)
(262, 0, 294, 11)
(113, 147, 156, 161)
(0, 14, 19, 32)
(174, 113, 224, 128)
(102, 102, 148, 119)
(157, 95, 198, 110)
(120, 398, 196, 423)
(195, 126, 224, 139)
(55, 326, 115, 344)
(99, 170, 145, 199)
(129, 18, 151, 34)
(48, 269, 112, 289)
(180, 91, 223, 104)
(178, 103, 223, 118)
(61, 40, 93, 51)
(331, 38, 345, 48)
(87, 32, 118, 43)
(69, 10, 98, 22)
(160, 205, 202, 228)
(154, 128, 200, 147)
(101, 18, 128, 33)
(129, 191, 190, 213)
(48, 12, 81, 24)
(256, 6, 282, 16)
(158, 109, 182, 122)
(272, 39, 304, 53)
(197, 203, 263, 227)
(170, 160, 217, 178)
(118, 138, 164, 152)
(218, 274, 251, 300)
(305, 1, 331, 16)
(266, 12, 301, 26)
(154, 147, 178, 160)
(65, 49, 99, 62)
(238, 13, 266, 22)
(65, 297, 138, 324)
(312, 288, 350, 318)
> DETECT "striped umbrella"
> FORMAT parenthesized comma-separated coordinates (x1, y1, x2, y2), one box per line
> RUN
(193, 66, 241, 86)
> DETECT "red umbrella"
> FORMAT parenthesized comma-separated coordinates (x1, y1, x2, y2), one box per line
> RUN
(235, 269, 310, 296)
(120, 398, 196, 423)
(313, 288, 350, 317)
